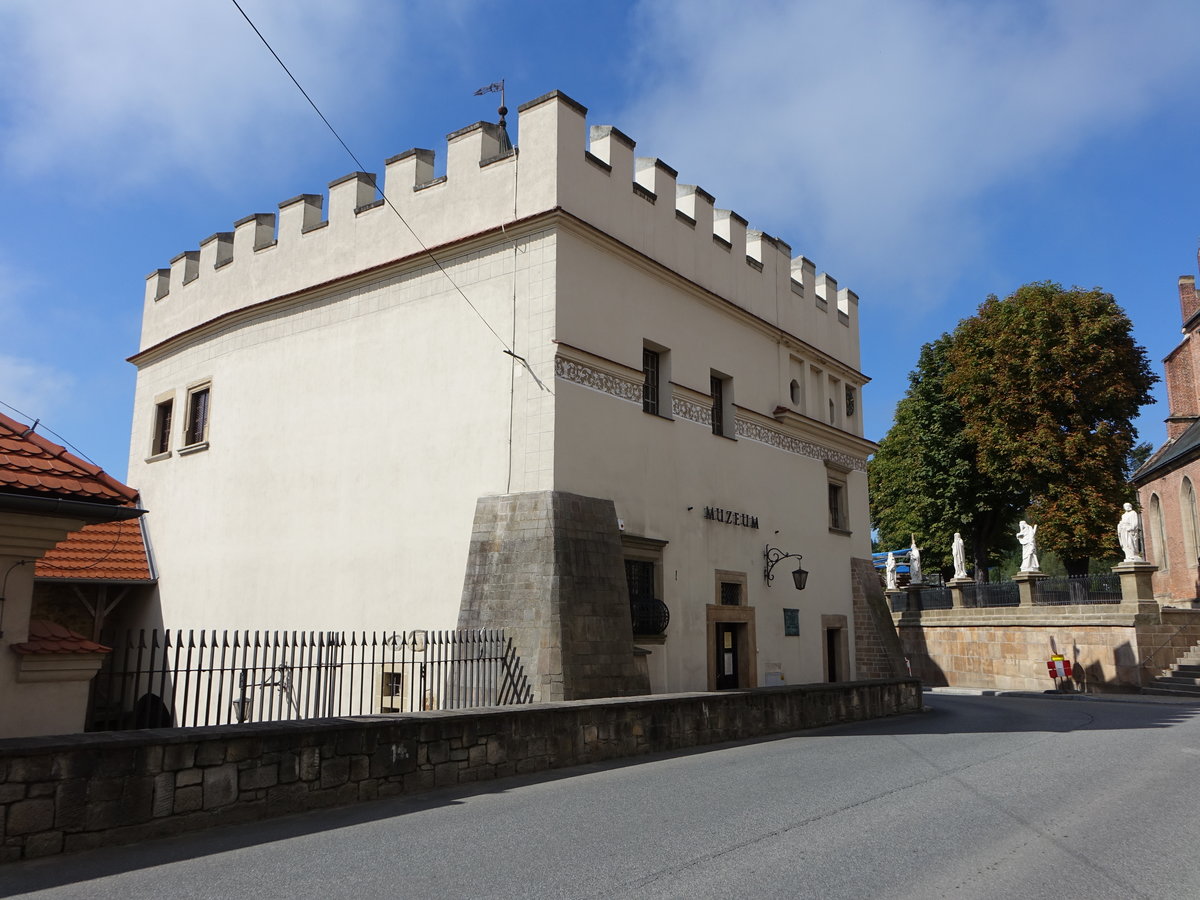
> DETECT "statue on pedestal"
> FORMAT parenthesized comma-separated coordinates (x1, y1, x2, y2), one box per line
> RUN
(952, 532, 968, 580)
(885, 551, 897, 590)
(909, 535, 922, 584)
(1118, 502, 1143, 562)
(1017, 520, 1039, 572)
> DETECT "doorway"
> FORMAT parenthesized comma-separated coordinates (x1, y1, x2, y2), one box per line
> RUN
(715, 622, 741, 689)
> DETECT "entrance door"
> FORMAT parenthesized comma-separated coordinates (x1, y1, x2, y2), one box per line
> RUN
(826, 627, 841, 682)
(715, 622, 740, 689)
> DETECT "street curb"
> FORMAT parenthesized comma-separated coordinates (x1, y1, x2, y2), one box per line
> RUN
(923, 686, 1200, 706)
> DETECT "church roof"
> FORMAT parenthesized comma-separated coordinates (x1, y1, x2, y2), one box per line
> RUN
(1133, 418, 1200, 484)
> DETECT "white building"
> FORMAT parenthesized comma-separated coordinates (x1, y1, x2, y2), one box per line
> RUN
(128, 90, 878, 701)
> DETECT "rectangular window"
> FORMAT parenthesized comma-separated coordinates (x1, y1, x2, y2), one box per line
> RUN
(828, 483, 845, 530)
(710, 371, 735, 436)
(643, 348, 660, 415)
(720, 581, 742, 606)
(152, 399, 173, 456)
(184, 385, 210, 446)
(625, 559, 655, 602)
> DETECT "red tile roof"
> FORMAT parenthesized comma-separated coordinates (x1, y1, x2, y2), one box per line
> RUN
(0, 411, 137, 504)
(36, 516, 155, 582)
(11, 620, 112, 655)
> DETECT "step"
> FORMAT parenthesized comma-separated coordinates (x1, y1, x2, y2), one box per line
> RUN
(1154, 675, 1200, 688)
(1145, 681, 1200, 696)
(1143, 686, 1200, 697)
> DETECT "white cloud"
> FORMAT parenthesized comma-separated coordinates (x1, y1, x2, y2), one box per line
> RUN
(0, 257, 74, 421)
(0, 356, 73, 424)
(0, 0, 405, 189)
(620, 0, 1200, 302)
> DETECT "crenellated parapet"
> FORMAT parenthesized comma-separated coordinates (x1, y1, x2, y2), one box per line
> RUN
(140, 90, 858, 364)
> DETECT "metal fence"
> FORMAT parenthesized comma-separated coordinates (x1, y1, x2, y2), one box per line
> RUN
(916, 587, 953, 610)
(960, 581, 1021, 608)
(1034, 573, 1122, 605)
(87, 628, 534, 731)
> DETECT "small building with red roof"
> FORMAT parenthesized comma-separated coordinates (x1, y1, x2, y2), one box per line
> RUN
(0, 410, 146, 738)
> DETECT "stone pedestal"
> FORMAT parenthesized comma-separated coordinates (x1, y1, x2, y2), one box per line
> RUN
(884, 589, 907, 613)
(947, 577, 975, 609)
(904, 583, 928, 612)
(1013, 571, 1049, 607)
(1113, 559, 1160, 617)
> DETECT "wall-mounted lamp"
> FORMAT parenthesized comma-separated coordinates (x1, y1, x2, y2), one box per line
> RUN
(764, 545, 808, 590)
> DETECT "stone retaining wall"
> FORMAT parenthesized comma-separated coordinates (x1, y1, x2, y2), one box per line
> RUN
(894, 605, 1200, 692)
(0, 678, 920, 862)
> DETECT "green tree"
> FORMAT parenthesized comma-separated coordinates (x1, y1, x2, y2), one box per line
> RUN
(945, 282, 1156, 575)
(869, 335, 1023, 579)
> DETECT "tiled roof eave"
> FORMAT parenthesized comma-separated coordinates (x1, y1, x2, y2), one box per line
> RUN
(0, 491, 145, 524)
(33, 574, 157, 585)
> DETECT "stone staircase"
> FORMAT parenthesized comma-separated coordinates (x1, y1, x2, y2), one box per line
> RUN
(1143, 647, 1200, 697)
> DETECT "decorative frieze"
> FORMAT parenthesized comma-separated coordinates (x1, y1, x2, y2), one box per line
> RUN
(735, 418, 867, 471)
(554, 357, 641, 404)
(672, 396, 712, 427)
(554, 357, 866, 471)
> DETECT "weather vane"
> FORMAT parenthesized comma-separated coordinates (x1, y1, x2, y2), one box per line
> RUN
(474, 79, 512, 153)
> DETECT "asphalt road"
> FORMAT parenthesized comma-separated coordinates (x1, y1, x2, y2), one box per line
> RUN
(5, 692, 1200, 900)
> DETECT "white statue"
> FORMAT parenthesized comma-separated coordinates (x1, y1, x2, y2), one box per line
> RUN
(952, 532, 967, 579)
(909, 535, 922, 584)
(885, 551, 897, 590)
(1017, 520, 1039, 572)
(1118, 502, 1142, 562)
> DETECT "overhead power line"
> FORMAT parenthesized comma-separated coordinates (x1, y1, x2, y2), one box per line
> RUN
(228, 0, 535, 372)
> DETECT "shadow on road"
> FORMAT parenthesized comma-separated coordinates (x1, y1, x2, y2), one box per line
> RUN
(4, 692, 1198, 895)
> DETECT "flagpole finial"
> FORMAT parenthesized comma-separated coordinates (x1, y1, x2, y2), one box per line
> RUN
(474, 79, 512, 154)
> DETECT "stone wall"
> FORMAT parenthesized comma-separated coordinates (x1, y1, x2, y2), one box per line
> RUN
(459, 491, 648, 701)
(0, 679, 920, 862)
(850, 557, 906, 679)
(894, 605, 1200, 692)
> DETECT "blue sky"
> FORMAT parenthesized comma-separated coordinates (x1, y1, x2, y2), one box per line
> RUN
(2, 0, 1198, 483)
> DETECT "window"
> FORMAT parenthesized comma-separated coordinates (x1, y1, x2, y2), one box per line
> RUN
(1183, 478, 1198, 565)
(710, 370, 732, 436)
(826, 461, 850, 533)
(624, 535, 669, 636)
(152, 398, 173, 456)
(720, 581, 742, 606)
(626, 559, 655, 603)
(711, 375, 724, 434)
(828, 483, 846, 530)
(790, 379, 801, 407)
(643, 348, 660, 415)
(184, 385, 210, 446)
(1151, 493, 1168, 571)
(845, 385, 856, 418)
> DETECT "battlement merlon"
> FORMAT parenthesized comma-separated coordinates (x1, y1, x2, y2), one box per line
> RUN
(140, 89, 858, 354)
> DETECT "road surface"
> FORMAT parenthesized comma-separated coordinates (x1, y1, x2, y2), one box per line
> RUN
(4, 692, 1200, 899)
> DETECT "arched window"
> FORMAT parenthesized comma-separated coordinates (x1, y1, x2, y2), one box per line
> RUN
(1182, 478, 1198, 567)
(1150, 493, 1168, 571)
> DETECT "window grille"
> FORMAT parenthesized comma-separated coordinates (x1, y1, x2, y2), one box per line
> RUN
(828, 483, 846, 530)
(711, 376, 724, 435)
(720, 581, 742, 606)
(643, 349, 660, 415)
(153, 399, 173, 455)
(185, 387, 210, 445)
